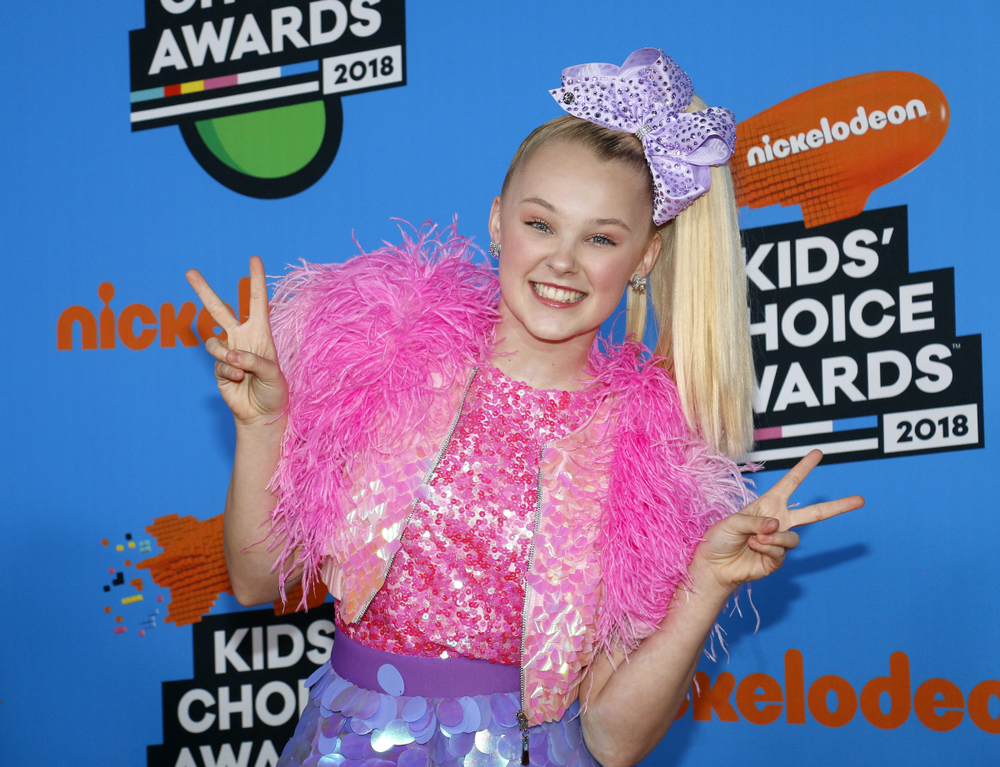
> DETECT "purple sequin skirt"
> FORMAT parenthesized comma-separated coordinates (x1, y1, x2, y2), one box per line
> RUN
(278, 634, 597, 767)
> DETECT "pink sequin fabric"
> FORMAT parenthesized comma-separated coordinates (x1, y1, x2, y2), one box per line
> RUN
(338, 365, 600, 664)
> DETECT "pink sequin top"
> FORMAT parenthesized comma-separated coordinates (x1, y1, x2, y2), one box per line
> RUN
(337, 365, 600, 664)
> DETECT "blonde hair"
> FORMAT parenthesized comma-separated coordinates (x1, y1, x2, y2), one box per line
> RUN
(502, 100, 754, 459)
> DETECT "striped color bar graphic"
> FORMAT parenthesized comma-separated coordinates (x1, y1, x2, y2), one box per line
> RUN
(130, 61, 320, 105)
(748, 438, 880, 462)
(748, 415, 880, 462)
(753, 415, 878, 442)
(130, 81, 320, 123)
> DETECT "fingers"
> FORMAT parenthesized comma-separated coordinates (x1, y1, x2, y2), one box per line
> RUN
(725, 514, 798, 550)
(747, 529, 799, 563)
(205, 336, 241, 373)
(248, 256, 271, 326)
(188, 256, 270, 332)
(204, 336, 229, 362)
(767, 449, 824, 503)
(204, 336, 281, 385)
(725, 512, 781, 537)
(747, 537, 787, 563)
(754, 530, 799, 551)
(232, 348, 281, 382)
(187, 268, 239, 334)
(205, 338, 246, 382)
(215, 360, 246, 383)
(788, 494, 865, 529)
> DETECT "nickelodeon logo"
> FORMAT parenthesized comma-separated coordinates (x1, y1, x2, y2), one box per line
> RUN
(746, 100, 929, 166)
(735, 72, 949, 228)
(679, 650, 999, 734)
(56, 280, 249, 350)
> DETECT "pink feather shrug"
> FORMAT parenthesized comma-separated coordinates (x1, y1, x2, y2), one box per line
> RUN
(266, 225, 752, 725)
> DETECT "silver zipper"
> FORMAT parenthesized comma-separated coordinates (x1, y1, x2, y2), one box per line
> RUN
(517, 450, 545, 765)
(354, 367, 480, 623)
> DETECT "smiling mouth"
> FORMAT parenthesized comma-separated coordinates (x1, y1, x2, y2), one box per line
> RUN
(532, 282, 586, 304)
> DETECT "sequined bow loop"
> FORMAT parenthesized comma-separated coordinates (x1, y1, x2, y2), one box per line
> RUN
(549, 48, 737, 225)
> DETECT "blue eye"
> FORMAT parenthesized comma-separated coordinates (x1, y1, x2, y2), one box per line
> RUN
(590, 234, 616, 246)
(527, 219, 551, 232)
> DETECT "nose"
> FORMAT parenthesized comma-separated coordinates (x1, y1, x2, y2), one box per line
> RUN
(544, 240, 579, 277)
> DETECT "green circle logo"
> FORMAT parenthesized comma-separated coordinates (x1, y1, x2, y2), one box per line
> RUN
(180, 96, 343, 198)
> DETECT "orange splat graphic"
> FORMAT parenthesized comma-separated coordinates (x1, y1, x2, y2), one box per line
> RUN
(138, 513, 327, 626)
(138, 514, 232, 626)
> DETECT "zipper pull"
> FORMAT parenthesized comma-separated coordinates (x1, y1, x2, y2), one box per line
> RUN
(516, 709, 530, 765)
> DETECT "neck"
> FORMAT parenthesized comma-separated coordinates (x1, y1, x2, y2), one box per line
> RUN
(491, 301, 596, 391)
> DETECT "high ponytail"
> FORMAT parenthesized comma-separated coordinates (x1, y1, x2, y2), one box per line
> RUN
(628, 96, 754, 459)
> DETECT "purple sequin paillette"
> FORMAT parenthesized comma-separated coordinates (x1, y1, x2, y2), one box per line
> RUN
(338, 366, 598, 664)
(279, 661, 596, 767)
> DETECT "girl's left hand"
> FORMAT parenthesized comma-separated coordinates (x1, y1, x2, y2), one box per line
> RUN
(696, 449, 865, 591)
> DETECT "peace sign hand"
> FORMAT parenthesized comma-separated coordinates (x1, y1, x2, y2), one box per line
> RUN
(186, 256, 288, 426)
(697, 450, 865, 591)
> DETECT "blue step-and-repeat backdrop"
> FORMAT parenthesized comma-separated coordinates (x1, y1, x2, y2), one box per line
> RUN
(2, 2, 998, 765)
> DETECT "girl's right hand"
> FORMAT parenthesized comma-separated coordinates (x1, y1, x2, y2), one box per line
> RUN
(695, 450, 864, 592)
(186, 256, 288, 426)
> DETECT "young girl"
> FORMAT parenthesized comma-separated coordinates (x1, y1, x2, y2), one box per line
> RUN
(188, 49, 862, 767)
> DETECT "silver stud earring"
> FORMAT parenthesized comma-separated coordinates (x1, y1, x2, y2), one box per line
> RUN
(489, 240, 501, 258)
(630, 274, 647, 293)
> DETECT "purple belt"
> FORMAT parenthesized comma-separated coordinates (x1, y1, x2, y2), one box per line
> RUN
(330, 632, 520, 698)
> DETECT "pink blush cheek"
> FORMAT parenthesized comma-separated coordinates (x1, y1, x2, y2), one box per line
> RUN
(586, 269, 631, 322)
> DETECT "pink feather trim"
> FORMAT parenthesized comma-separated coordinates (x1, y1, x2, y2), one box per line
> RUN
(588, 339, 755, 656)
(265, 221, 754, 649)
(266, 223, 500, 601)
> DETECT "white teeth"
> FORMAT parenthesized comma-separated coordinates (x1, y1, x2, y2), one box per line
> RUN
(532, 282, 585, 303)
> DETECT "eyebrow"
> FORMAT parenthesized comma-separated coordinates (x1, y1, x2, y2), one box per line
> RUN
(592, 217, 632, 231)
(519, 197, 633, 232)
(521, 196, 557, 212)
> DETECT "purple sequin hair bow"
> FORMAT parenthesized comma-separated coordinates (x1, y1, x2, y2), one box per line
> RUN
(550, 48, 736, 225)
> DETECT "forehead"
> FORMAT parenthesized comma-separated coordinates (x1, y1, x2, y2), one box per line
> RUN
(507, 140, 653, 217)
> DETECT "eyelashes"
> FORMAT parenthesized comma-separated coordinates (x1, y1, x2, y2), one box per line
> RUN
(523, 218, 618, 246)
(589, 234, 617, 247)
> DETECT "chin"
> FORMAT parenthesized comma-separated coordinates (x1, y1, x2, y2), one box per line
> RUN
(499, 295, 600, 345)
(525, 319, 595, 344)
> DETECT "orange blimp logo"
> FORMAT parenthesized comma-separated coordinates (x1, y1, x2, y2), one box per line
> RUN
(734, 72, 949, 228)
